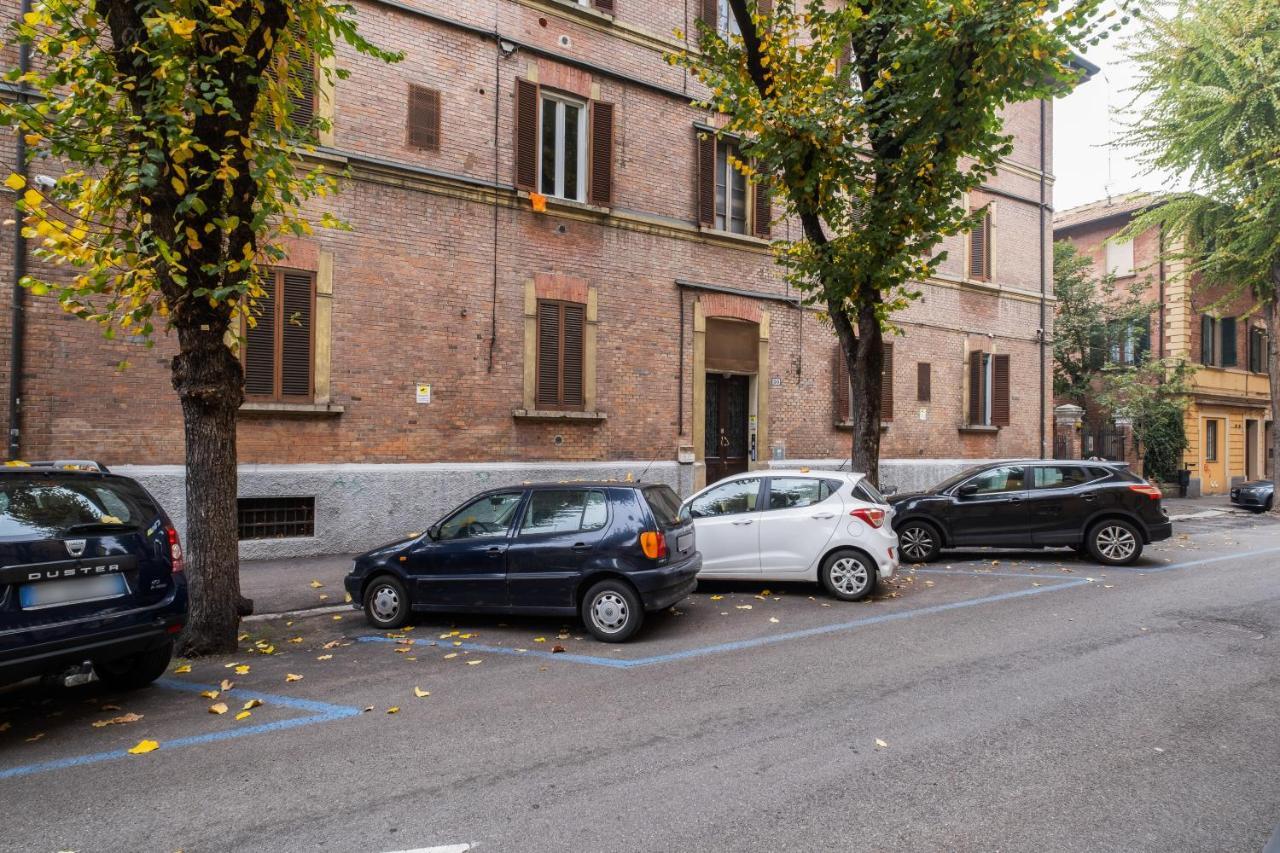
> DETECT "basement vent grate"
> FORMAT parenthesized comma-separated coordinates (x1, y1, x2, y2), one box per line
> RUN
(237, 496, 315, 540)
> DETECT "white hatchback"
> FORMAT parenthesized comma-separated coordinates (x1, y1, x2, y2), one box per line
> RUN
(680, 470, 899, 601)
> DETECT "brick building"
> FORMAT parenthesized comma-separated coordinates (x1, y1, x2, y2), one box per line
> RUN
(1, 1, 1076, 556)
(1055, 193, 1274, 495)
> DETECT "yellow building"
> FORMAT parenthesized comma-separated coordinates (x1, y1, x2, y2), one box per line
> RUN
(1055, 194, 1273, 495)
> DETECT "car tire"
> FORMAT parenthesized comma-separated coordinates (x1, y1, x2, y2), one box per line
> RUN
(1086, 519, 1143, 566)
(820, 549, 877, 602)
(93, 641, 173, 690)
(363, 575, 410, 629)
(896, 520, 941, 563)
(581, 579, 644, 643)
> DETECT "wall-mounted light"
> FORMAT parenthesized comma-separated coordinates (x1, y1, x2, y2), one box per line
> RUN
(498, 39, 517, 57)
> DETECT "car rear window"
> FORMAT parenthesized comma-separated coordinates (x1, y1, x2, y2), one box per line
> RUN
(642, 485, 683, 528)
(852, 479, 885, 504)
(0, 476, 157, 541)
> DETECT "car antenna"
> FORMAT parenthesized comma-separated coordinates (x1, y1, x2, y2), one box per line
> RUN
(635, 451, 664, 484)
(837, 457, 851, 472)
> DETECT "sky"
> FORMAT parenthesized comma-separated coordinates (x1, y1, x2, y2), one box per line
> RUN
(1053, 8, 1183, 214)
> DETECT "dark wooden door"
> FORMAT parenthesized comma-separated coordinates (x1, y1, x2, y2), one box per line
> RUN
(705, 374, 750, 484)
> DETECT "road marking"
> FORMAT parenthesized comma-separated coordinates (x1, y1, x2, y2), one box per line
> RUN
(0, 679, 360, 781)
(381, 846, 473, 853)
(361, 574, 1091, 669)
(1086, 544, 1280, 574)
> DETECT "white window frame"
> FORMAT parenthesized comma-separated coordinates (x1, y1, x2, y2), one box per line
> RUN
(715, 139, 749, 234)
(1106, 239, 1135, 277)
(718, 0, 742, 35)
(538, 92, 588, 203)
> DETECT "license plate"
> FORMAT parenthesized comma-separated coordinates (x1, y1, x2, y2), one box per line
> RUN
(677, 533, 693, 553)
(19, 573, 129, 610)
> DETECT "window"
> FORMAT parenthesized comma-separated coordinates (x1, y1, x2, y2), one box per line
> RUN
(237, 497, 315, 540)
(1109, 317, 1151, 366)
(0, 476, 155, 540)
(643, 485, 683, 527)
(1249, 327, 1270, 374)
(1032, 466, 1097, 489)
(1200, 315, 1237, 367)
(1106, 239, 1135, 277)
(689, 478, 761, 518)
(967, 351, 1010, 427)
(407, 84, 441, 151)
(968, 208, 992, 281)
(1200, 315, 1217, 365)
(539, 92, 587, 202)
(961, 466, 1025, 495)
(917, 362, 931, 402)
(832, 342, 894, 423)
(853, 480, 886, 504)
(244, 268, 315, 402)
(437, 492, 523, 541)
(1220, 316, 1237, 367)
(696, 131, 770, 238)
(1205, 419, 1219, 462)
(535, 299, 585, 410)
(717, 0, 741, 35)
(520, 489, 607, 535)
(766, 478, 838, 510)
(285, 49, 316, 139)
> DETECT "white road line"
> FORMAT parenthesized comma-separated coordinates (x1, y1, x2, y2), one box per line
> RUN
(380, 845, 473, 853)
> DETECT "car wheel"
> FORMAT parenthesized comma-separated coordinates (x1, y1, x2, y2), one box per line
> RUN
(581, 579, 644, 643)
(1086, 519, 1143, 566)
(93, 641, 173, 690)
(897, 520, 941, 563)
(820, 550, 877, 602)
(363, 575, 410, 629)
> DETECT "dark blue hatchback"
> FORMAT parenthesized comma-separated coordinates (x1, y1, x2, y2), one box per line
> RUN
(344, 482, 700, 642)
(0, 463, 187, 689)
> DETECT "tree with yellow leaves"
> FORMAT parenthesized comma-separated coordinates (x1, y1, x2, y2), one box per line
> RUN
(1, 1, 398, 654)
(678, 0, 1116, 483)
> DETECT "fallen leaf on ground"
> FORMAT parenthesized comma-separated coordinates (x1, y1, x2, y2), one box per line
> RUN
(220, 679, 234, 691)
(443, 653, 458, 660)
(316, 654, 333, 661)
(332, 615, 343, 621)
(467, 659, 483, 666)
(242, 699, 263, 711)
(395, 647, 411, 654)
(199, 690, 219, 700)
(288, 637, 303, 644)
(224, 662, 240, 669)
(533, 637, 547, 643)
(414, 687, 430, 698)
(318, 595, 329, 601)
(736, 605, 753, 610)
(323, 640, 343, 649)
(0, 722, 10, 732)
(127, 739, 159, 754)
(362, 705, 374, 713)
(285, 674, 303, 682)
(309, 580, 324, 589)
(769, 617, 779, 624)
(91, 713, 143, 728)
(234, 665, 250, 675)
(235, 711, 251, 721)
(710, 595, 723, 601)
(552, 645, 566, 654)
(173, 664, 191, 674)
(344, 593, 352, 603)
(208, 703, 228, 715)
(460, 633, 474, 639)
(875, 738, 889, 748)
(386, 706, 400, 714)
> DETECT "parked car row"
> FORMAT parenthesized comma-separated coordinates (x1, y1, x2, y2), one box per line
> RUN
(0, 458, 1175, 692)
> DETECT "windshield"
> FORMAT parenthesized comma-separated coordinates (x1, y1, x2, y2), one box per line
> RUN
(928, 464, 1001, 494)
(643, 485, 683, 528)
(0, 475, 156, 541)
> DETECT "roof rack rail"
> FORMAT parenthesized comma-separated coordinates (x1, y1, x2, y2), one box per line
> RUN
(25, 460, 111, 473)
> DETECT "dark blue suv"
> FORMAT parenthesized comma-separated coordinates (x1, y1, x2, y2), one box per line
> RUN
(344, 482, 700, 642)
(0, 462, 187, 689)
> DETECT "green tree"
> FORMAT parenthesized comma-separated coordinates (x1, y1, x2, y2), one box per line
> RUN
(1097, 359, 1191, 483)
(1124, 0, 1280, 506)
(1, 1, 398, 653)
(676, 0, 1112, 484)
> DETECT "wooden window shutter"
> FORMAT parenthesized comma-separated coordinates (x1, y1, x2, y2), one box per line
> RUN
(562, 303, 585, 408)
(991, 354, 1011, 426)
(244, 274, 277, 398)
(833, 342, 851, 425)
(752, 173, 771, 238)
(880, 342, 894, 421)
(968, 350, 984, 425)
(407, 85, 441, 151)
(536, 302, 562, 409)
(696, 133, 716, 226)
(758, 0, 773, 15)
(917, 361, 931, 402)
(698, 0, 718, 28)
(280, 271, 314, 398)
(288, 50, 316, 130)
(592, 0, 615, 12)
(589, 101, 614, 207)
(514, 79, 539, 191)
(968, 212, 990, 280)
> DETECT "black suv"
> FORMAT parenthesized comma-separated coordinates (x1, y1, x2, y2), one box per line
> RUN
(888, 460, 1173, 566)
(345, 482, 700, 642)
(0, 462, 187, 688)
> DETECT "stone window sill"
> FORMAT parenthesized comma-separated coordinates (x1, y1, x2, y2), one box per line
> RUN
(514, 409, 607, 422)
(835, 421, 890, 432)
(957, 424, 1000, 434)
(697, 225, 771, 248)
(543, 0, 614, 24)
(240, 401, 345, 417)
(520, 191, 611, 218)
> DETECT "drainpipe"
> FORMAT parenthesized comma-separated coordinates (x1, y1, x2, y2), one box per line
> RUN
(1038, 97, 1047, 459)
(7, 0, 32, 460)
(1157, 223, 1166, 359)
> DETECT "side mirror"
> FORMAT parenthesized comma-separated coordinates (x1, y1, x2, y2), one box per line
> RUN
(957, 484, 979, 498)
(426, 523, 440, 541)
(881, 485, 899, 496)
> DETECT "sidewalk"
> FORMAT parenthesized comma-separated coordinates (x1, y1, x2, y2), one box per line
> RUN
(1161, 493, 1253, 521)
(239, 552, 358, 617)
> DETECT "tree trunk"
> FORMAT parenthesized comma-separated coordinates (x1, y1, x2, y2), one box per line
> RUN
(832, 301, 884, 487)
(1267, 282, 1280, 516)
(172, 325, 247, 656)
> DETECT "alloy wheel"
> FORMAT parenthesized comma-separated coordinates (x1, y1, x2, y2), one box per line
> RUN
(828, 556, 870, 596)
(900, 525, 934, 562)
(1095, 525, 1137, 562)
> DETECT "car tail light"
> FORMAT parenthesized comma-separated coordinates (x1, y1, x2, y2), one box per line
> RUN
(851, 507, 886, 528)
(640, 530, 668, 560)
(166, 524, 184, 573)
(1129, 484, 1163, 500)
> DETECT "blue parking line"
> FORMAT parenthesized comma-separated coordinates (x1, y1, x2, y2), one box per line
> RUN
(0, 678, 360, 781)
(360, 574, 1091, 669)
(1085, 545, 1280, 574)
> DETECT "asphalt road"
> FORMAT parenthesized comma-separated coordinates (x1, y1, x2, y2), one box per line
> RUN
(2, 515, 1279, 853)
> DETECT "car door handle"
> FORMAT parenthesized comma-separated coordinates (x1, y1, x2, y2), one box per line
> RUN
(1082, 494, 1097, 502)
(1007, 497, 1023, 504)
(571, 542, 591, 551)
(731, 519, 755, 526)
(486, 546, 504, 557)
(811, 513, 836, 520)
